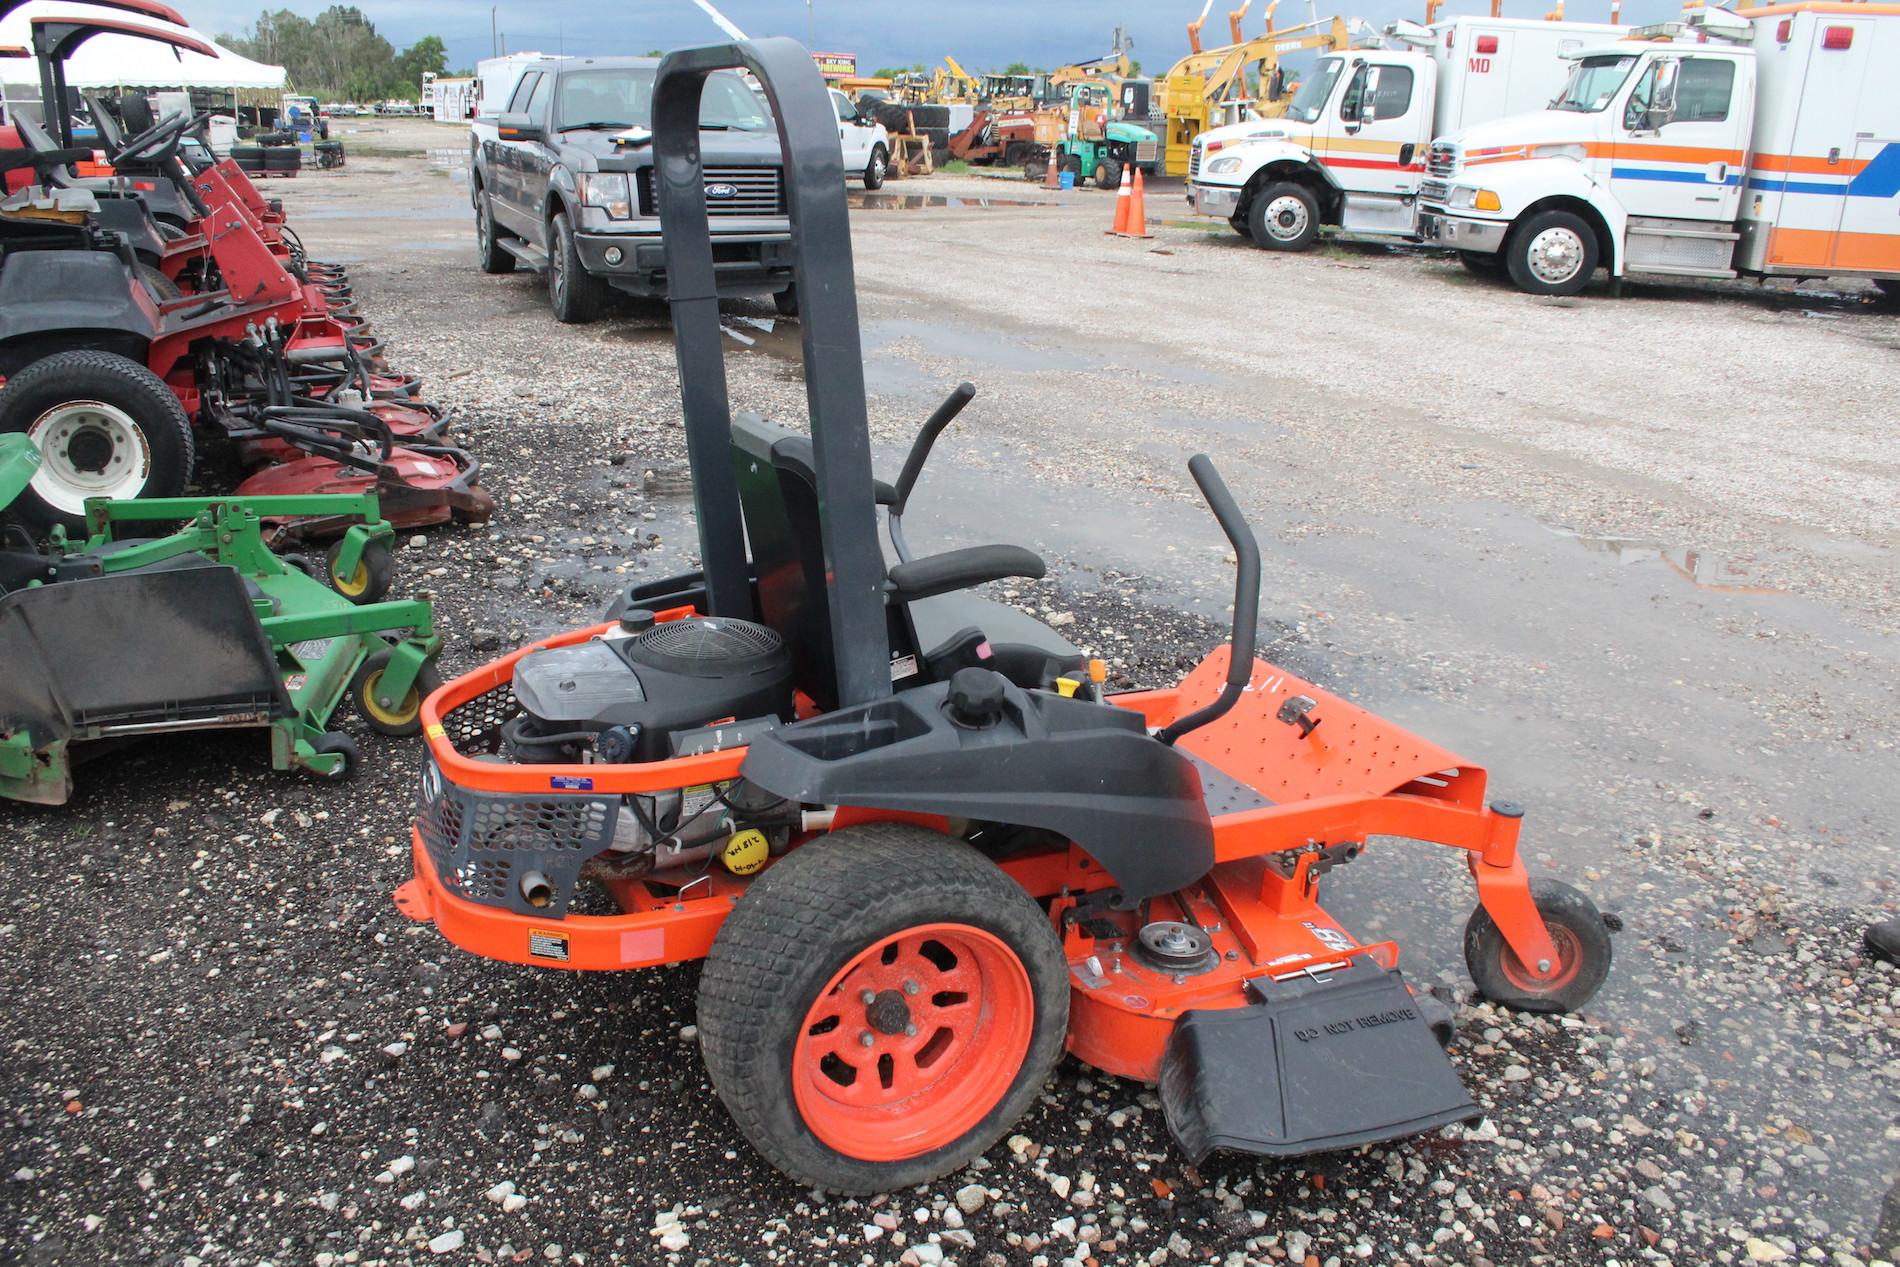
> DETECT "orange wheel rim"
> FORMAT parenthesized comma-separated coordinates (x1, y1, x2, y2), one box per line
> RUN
(793, 922, 1033, 1162)
(1500, 922, 1583, 993)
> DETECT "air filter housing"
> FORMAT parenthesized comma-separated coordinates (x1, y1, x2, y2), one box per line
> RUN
(509, 616, 793, 763)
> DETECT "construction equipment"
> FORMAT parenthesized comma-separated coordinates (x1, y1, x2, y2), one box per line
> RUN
(397, 36, 1611, 1195)
(0, 432, 442, 803)
(1158, 16, 1351, 177)
(1023, 79, 1161, 187)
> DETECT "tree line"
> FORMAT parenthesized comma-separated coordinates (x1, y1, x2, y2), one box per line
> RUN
(219, 6, 449, 103)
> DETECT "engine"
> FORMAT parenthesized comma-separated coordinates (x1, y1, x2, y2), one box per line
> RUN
(486, 613, 801, 892)
(504, 613, 794, 763)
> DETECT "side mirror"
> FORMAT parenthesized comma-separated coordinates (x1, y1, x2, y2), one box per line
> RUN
(1641, 62, 1679, 131)
(496, 110, 545, 143)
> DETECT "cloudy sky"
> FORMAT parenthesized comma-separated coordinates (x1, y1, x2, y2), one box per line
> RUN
(192, 0, 1693, 75)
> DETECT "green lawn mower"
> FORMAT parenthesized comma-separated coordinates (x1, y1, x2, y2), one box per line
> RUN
(0, 433, 442, 804)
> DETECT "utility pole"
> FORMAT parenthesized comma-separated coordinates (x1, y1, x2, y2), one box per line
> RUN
(806, 0, 814, 45)
(490, 6, 497, 59)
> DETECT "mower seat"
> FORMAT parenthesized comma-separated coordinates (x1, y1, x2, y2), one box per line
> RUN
(730, 411, 1078, 707)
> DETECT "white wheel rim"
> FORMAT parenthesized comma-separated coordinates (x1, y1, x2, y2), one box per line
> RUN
(1526, 227, 1586, 286)
(1264, 195, 1309, 240)
(26, 399, 152, 513)
(872, 153, 885, 181)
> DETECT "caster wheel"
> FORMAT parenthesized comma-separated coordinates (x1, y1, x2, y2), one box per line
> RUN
(307, 731, 360, 781)
(1463, 878, 1612, 1013)
(327, 537, 394, 604)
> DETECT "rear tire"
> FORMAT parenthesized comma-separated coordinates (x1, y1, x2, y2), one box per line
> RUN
(1095, 156, 1122, 190)
(0, 350, 194, 538)
(698, 824, 1068, 1193)
(547, 210, 606, 325)
(1245, 180, 1319, 251)
(1504, 209, 1598, 297)
(475, 186, 516, 275)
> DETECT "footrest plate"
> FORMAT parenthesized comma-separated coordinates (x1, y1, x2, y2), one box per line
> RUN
(1159, 961, 1479, 1162)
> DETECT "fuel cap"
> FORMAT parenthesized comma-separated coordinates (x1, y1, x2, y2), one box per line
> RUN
(946, 667, 1007, 728)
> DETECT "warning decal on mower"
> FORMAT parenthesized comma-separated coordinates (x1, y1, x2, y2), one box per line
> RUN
(289, 639, 333, 662)
(529, 929, 571, 962)
(1303, 921, 1357, 953)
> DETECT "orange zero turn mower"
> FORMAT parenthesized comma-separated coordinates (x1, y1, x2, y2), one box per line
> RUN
(395, 36, 1611, 1193)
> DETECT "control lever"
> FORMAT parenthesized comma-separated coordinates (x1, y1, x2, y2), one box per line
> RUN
(1157, 454, 1261, 746)
(888, 381, 975, 563)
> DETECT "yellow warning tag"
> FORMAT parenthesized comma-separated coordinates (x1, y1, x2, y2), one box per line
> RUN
(424, 723, 446, 740)
(721, 829, 770, 876)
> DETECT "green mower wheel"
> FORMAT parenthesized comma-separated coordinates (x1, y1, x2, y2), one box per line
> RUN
(351, 649, 442, 737)
(327, 537, 394, 604)
(307, 731, 360, 781)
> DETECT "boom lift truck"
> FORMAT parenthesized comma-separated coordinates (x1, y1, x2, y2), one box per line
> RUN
(1418, 4, 1900, 297)
(398, 35, 1611, 1193)
(1158, 15, 1358, 178)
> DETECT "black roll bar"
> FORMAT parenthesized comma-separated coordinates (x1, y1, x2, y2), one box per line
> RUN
(651, 38, 893, 707)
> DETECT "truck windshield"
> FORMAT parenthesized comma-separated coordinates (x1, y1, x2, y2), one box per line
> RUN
(1283, 57, 1343, 125)
(554, 67, 769, 132)
(1551, 55, 1637, 112)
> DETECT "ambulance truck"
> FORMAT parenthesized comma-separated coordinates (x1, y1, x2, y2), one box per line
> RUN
(1417, 5, 1900, 297)
(1185, 15, 1625, 250)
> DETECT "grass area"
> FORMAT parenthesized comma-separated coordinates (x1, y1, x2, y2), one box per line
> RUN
(935, 158, 970, 174)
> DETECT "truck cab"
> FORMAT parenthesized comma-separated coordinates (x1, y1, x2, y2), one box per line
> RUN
(467, 56, 793, 323)
(1188, 48, 1437, 249)
(1418, 22, 1756, 294)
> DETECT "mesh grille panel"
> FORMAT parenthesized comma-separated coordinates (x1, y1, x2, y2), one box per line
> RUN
(417, 757, 617, 916)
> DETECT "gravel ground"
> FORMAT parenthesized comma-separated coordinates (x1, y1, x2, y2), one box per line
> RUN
(4, 118, 1898, 1267)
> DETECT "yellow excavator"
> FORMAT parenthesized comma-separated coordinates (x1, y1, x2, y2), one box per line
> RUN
(1157, 10, 1352, 177)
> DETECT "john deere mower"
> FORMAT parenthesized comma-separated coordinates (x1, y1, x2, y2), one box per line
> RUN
(0, 433, 442, 803)
(396, 38, 1610, 1192)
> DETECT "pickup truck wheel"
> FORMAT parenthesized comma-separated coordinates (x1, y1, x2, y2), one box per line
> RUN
(1246, 180, 1319, 251)
(863, 145, 888, 191)
(476, 187, 515, 275)
(1505, 210, 1598, 297)
(547, 210, 606, 325)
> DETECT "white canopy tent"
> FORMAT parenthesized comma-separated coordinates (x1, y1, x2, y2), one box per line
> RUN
(0, 1, 286, 90)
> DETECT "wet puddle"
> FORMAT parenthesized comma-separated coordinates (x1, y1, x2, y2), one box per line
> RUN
(1545, 525, 1785, 594)
(848, 193, 1049, 210)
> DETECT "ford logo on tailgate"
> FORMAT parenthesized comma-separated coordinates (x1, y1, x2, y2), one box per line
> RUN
(705, 182, 739, 199)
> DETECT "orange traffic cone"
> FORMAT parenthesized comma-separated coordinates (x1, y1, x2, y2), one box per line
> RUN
(1107, 164, 1133, 235)
(1123, 167, 1153, 239)
(1043, 149, 1061, 190)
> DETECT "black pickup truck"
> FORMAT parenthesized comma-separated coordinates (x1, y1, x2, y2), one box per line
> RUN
(468, 56, 795, 323)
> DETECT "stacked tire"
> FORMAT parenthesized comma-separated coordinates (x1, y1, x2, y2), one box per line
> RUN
(264, 146, 302, 174)
(231, 144, 266, 173)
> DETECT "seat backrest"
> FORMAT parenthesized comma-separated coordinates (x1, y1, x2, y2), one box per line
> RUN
(731, 411, 848, 709)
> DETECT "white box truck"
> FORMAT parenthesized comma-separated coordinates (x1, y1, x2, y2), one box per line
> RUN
(1418, 4, 1900, 297)
(1186, 14, 1624, 249)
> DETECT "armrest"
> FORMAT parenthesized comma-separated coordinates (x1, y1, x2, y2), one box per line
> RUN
(886, 544, 1046, 604)
(874, 478, 899, 506)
